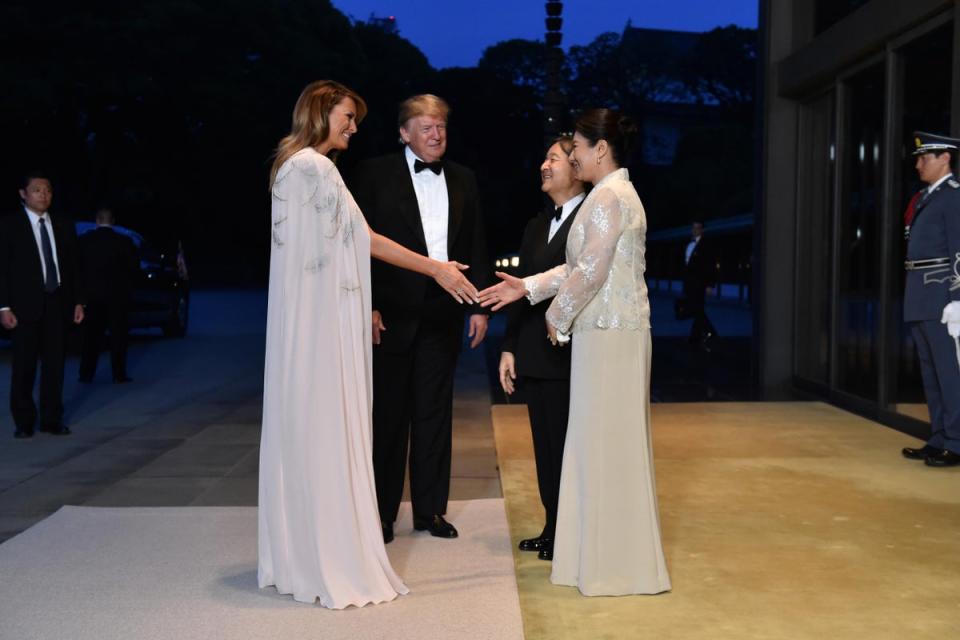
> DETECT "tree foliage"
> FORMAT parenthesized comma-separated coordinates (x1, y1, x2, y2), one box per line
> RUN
(0, 5, 757, 279)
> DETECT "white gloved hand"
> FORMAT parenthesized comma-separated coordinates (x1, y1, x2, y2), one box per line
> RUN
(942, 301, 960, 338)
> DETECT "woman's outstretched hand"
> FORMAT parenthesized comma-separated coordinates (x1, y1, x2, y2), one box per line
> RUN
(478, 271, 527, 311)
(432, 261, 479, 304)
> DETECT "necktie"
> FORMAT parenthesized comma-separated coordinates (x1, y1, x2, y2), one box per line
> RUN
(414, 159, 443, 175)
(553, 206, 563, 221)
(38, 217, 59, 292)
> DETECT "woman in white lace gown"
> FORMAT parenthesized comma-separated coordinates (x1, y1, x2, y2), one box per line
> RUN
(259, 81, 478, 609)
(480, 109, 671, 596)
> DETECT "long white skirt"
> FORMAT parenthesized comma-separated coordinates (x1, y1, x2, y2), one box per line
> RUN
(550, 328, 672, 596)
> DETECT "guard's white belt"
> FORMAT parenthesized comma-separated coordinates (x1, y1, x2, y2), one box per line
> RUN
(905, 257, 951, 270)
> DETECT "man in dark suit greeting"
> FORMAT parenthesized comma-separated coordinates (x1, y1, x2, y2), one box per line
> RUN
(78, 207, 139, 384)
(351, 94, 492, 542)
(0, 172, 84, 438)
(499, 136, 584, 561)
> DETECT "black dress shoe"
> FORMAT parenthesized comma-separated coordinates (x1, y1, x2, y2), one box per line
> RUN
(924, 449, 960, 467)
(537, 544, 554, 561)
(39, 425, 71, 436)
(413, 514, 458, 538)
(519, 536, 551, 552)
(902, 444, 941, 460)
(78, 376, 93, 384)
(382, 522, 394, 544)
(13, 429, 34, 439)
(113, 376, 133, 384)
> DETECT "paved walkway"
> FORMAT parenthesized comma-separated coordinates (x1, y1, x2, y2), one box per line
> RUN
(0, 290, 500, 543)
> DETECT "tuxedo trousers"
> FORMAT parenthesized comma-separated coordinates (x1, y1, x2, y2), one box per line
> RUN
(372, 316, 462, 523)
(9, 290, 67, 430)
(522, 376, 570, 539)
(683, 281, 715, 342)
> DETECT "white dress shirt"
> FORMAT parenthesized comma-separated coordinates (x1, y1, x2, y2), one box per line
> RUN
(0, 208, 61, 313)
(548, 192, 586, 243)
(25, 206, 61, 286)
(405, 145, 449, 262)
(685, 236, 700, 265)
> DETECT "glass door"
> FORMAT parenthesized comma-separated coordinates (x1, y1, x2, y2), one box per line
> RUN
(836, 63, 885, 400)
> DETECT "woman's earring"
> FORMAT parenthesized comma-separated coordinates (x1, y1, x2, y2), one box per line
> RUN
(596, 156, 601, 165)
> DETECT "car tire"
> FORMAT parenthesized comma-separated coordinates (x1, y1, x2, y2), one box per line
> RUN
(163, 291, 189, 338)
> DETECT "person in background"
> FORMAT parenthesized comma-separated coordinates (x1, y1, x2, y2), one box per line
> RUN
(78, 207, 139, 384)
(0, 171, 84, 438)
(683, 220, 718, 350)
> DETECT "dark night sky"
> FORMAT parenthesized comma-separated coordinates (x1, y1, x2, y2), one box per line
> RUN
(331, 0, 759, 68)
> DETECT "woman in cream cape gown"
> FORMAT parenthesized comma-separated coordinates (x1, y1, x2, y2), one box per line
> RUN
(258, 148, 408, 608)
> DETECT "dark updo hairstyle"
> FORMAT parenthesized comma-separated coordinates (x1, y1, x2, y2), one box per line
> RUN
(574, 108, 638, 167)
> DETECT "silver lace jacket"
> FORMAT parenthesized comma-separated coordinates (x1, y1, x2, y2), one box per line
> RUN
(523, 168, 650, 334)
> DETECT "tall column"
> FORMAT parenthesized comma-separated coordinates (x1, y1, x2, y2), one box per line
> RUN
(544, 1, 565, 144)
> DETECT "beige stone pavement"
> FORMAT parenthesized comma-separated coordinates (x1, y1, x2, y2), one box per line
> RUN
(493, 401, 960, 640)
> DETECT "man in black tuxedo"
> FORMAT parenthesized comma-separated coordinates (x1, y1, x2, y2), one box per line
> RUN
(682, 220, 718, 349)
(78, 207, 139, 384)
(350, 94, 492, 542)
(0, 172, 84, 438)
(499, 136, 584, 561)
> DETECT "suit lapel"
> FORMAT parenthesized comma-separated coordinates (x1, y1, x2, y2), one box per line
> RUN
(395, 154, 428, 250)
(445, 164, 463, 255)
(17, 212, 45, 280)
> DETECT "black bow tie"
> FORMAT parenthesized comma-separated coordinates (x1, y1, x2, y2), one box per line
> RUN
(414, 159, 443, 175)
(553, 206, 563, 221)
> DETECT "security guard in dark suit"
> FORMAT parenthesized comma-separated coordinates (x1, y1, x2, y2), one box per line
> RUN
(900, 131, 960, 467)
(78, 208, 139, 383)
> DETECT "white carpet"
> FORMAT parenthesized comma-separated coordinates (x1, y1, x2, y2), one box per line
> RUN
(0, 499, 523, 640)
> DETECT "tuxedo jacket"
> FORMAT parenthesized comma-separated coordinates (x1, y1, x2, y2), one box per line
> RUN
(904, 175, 960, 322)
(501, 204, 580, 380)
(0, 210, 83, 322)
(78, 226, 139, 303)
(349, 152, 492, 352)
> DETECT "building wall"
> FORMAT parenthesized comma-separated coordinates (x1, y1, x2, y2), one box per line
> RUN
(760, 0, 960, 432)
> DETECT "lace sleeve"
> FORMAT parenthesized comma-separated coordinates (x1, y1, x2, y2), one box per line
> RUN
(545, 188, 624, 333)
(523, 263, 570, 305)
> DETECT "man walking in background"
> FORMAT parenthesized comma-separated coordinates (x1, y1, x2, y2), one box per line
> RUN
(78, 207, 139, 384)
(683, 220, 718, 350)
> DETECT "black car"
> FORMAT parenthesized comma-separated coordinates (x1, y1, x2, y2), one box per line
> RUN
(75, 222, 190, 338)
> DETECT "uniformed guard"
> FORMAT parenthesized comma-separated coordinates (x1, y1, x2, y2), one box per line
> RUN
(901, 131, 960, 467)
